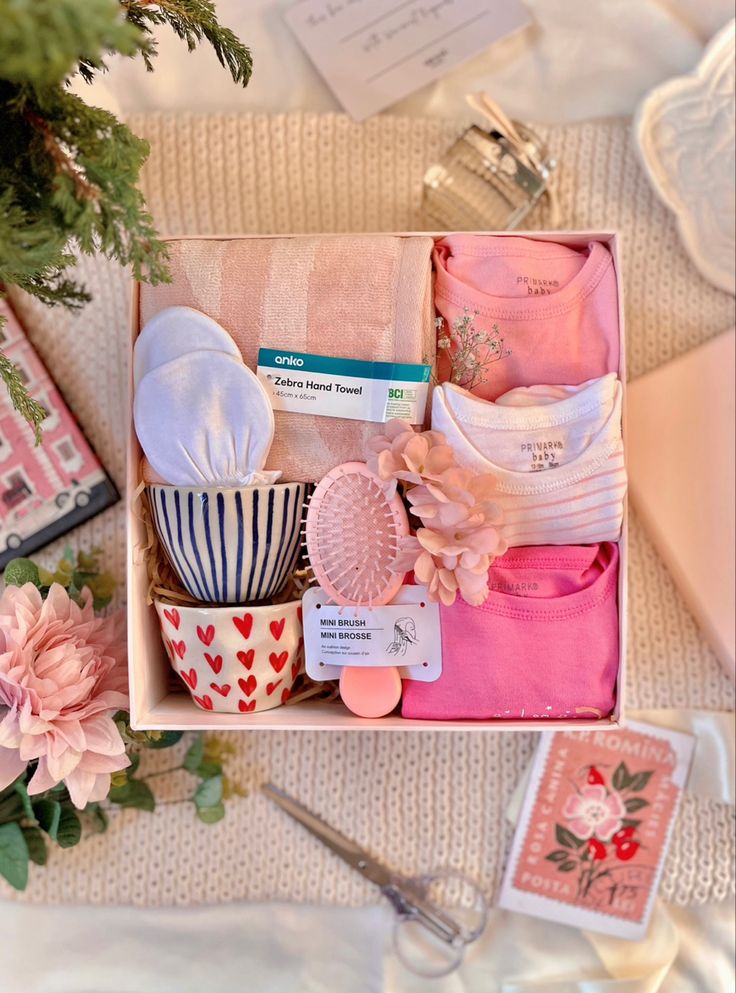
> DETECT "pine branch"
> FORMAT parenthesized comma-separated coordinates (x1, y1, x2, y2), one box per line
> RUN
(0, 0, 253, 437)
(0, 332, 46, 446)
(0, 0, 142, 87)
(122, 0, 253, 85)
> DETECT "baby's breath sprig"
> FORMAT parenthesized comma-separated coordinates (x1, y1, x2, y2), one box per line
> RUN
(436, 309, 511, 391)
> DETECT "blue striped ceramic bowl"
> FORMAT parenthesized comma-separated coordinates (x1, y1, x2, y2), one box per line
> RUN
(147, 482, 306, 604)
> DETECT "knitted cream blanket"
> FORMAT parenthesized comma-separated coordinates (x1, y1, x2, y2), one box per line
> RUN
(5, 112, 734, 908)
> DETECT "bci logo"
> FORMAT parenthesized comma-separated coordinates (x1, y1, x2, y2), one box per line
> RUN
(274, 354, 304, 367)
(388, 388, 404, 399)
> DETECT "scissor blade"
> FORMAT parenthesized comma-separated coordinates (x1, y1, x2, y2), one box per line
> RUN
(261, 783, 393, 887)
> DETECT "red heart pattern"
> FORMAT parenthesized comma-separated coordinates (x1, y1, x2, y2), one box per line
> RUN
(164, 607, 180, 630)
(237, 649, 255, 670)
(233, 613, 253, 639)
(197, 624, 215, 646)
(205, 653, 223, 675)
(269, 650, 288, 673)
(269, 617, 286, 641)
(160, 606, 302, 715)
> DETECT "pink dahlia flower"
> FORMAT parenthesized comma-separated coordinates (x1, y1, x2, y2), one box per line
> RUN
(0, 582, 129, 809)
(561, 784, 626, 841)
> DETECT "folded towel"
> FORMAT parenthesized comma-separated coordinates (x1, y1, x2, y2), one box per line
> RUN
(139, 235, 434, 483)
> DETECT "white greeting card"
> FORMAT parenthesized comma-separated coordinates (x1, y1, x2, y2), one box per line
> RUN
(284, 0, 531, 120)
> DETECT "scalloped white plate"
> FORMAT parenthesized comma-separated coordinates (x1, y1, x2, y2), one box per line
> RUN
(634, 21, 735, 295)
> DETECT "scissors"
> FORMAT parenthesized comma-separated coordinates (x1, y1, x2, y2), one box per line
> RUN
(262, 783, 488, 977)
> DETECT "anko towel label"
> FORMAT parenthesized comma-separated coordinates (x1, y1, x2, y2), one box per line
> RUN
(256, 348, 431, 424)
(302, 585, 442, 682)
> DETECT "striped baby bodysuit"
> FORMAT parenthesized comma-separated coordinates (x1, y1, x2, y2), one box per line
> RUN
(431, 374, 626, 546)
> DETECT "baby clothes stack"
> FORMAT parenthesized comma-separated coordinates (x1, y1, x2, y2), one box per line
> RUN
(403, 234, 626, 721)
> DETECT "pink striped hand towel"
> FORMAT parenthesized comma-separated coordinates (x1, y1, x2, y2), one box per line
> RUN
(139, 235, 434, 483)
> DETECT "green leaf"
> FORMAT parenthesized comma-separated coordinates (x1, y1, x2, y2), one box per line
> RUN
(612, 762, 632, 791)
(22, 826, 47, 865)
(545, 849, 570, 863)
(183, 735, 205, 772)
(109, 780, 155, 812)
(558, 860, 577, 872)
(145, 731, 184, 750)
(194, 775, 223, 810)
(620, 818, 642, 830)
(4, 558, 40, 588)
(196, 802, 225, 825)
(555, 824, 585, 849)
(195, 761, 223, 781)
(0, 822, 29, 890)
(127, 751, 141, 776)
(57, 805, 82, 848)
(33, 799, 61, 841)
(624, 797, 649, 813)
(14, 780, 36, 822)
(84, 803, 109, 834)
(627, 771, 654, 792)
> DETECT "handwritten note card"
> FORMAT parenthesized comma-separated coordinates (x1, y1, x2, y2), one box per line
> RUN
(285, 0, 531, 120)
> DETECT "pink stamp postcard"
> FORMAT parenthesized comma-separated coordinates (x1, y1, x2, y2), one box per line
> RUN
(498, 721, 694, 939)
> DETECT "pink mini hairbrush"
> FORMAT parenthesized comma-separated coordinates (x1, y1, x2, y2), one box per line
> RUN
(304, 461, 410, 718)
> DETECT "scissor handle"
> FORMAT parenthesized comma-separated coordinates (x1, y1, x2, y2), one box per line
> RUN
(389, 869, 488, 979)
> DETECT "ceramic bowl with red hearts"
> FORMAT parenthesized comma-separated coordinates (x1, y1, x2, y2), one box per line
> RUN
(154, 598, 303, 714)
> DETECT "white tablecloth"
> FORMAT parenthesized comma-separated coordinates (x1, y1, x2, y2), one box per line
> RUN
(78, 0, 733, 123)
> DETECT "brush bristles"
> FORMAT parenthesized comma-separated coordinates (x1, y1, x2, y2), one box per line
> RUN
(304, 467, 404, 603)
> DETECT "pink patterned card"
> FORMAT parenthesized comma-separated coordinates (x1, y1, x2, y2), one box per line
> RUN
(498, 721, 694, 939)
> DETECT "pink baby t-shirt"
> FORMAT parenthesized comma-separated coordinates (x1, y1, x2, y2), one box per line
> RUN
(434, 235, 620, 400)
(402, 543, 620, 721)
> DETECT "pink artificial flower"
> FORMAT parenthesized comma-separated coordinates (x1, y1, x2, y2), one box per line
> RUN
(0, 582, 130, 809)
(365, 420, 507, 607)
(400, 435, 455, 481)
(414, 551, 458, 607)
(454, 565, 493, 606)
(561, 785, 626, 841)
(390, 535, 423, 574)
(367, 421, 452, 495)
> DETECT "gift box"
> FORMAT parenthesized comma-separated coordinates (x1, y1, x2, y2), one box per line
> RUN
(127, 231, 627, 730)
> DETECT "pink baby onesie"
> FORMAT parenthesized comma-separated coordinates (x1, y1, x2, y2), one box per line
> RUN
(402, 543, 620, 721)
(434, 235, 620, 400)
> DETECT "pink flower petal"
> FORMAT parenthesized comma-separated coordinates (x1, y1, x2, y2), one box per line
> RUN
(596, 815, 623, 842)
(384, 419, 415, 441)
(0, 746, 26, 791)
(567, 817, 595, 840)
(562, 794, 585, 818)
(0, 581, 128, 799)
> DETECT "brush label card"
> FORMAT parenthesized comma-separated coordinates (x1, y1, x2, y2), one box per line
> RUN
(284, 0, 531, 121)
(498, 721, 695, 940)
(257, 348, 431, 424)
(303, 585, 442, 681)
